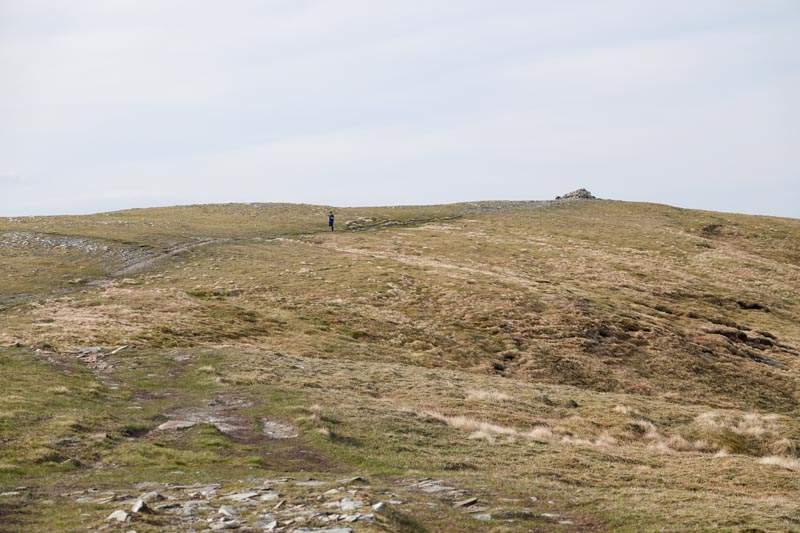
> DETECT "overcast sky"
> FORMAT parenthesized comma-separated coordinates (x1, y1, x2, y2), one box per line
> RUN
(1, 1, 798, 217)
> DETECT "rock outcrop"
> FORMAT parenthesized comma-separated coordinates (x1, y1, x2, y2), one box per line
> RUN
(556, 188, 596, 200)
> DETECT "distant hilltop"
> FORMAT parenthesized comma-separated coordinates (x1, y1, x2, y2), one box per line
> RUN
(556, 188, 596, 200)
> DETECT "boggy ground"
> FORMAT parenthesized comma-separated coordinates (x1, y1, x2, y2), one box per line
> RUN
(1, 200, 799, 532)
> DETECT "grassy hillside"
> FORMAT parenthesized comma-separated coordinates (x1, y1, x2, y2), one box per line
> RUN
(1, 199, 798, 532)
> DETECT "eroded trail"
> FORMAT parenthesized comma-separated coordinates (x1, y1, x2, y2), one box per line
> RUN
(277, 236, 549, 289)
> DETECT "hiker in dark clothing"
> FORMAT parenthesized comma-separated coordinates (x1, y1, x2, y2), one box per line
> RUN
(328, 211, 335, 232)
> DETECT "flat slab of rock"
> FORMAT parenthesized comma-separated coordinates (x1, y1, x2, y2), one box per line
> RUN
(106, 510, 129, 522)
(455, 497, 478, 508)
(295, 527, 353, 533)
(224, 491, 260, 502)
(157, 420, 196, 431)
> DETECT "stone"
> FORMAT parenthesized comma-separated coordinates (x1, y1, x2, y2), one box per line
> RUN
(218, 505, 237, 518)
(155, 502, 181, 511)
(79, 347, 103, 355)
(257, 513, 278, 530)
(454, 497, 478, 508)
(259, 491, 280, 501)
(294, 527, 353, 533)
(337, 476, 367, 485)
(0, 492, 21, 497)
(210, 520, 241, 530)
(131, 499, 152, 513)
(139, 491, 163, 503)
(473, 513, 492, 521)
(339, 497, 364, 512)
(371, 502, 385, 512)
(157, 420, 196, 431)
(106, 510, 129, 522)
(225, 491, 259, 502)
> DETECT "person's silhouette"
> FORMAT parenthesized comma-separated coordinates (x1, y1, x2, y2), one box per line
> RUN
(328, 211, 335, 232)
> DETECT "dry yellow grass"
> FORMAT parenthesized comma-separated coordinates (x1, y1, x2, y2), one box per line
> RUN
(1, 199, 799, 531)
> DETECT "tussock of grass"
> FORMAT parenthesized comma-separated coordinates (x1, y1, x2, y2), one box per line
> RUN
(687, 411, 791, 457)
(425, 412, 517, 444)
(618, 411, 798, 462)
(758, 455, 800, 471)
(465, 389, 512, 402)
(426, 411, 618, 448)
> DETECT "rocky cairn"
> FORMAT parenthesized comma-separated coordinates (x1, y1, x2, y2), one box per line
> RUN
(555, 188, 596, 200)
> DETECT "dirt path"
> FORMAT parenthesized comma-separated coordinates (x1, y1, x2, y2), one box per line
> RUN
(278, 237, 551, 290)
(1, 212, 507, 312)
(103, 238, 229, 279)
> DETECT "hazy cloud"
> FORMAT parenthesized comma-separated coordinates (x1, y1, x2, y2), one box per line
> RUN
(1, 0, 798, 216)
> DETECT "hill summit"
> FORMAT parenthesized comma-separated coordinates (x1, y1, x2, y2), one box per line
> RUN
(0, 199, 798, 531)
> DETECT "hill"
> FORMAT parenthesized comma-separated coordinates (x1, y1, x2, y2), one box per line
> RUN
(1, 199, 799, 531)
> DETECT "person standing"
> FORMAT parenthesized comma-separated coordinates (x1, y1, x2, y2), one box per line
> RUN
(328, 211, 335, 232)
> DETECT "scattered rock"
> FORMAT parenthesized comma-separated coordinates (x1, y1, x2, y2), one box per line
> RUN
(210, 519, 241, 530)
(155, 502, 181, 511)
(337, 476, 367, 485)
(157, 420, 196, 431)
(138, 491, 163, 503)
(257, 513, 278, 530)
(262, 419, 299, 439)
(131, 499, 152, 513)
(338, 497, 364, 512)
(295, 527, 353, 533)
(106, 510, 129, 522)
(454, 497, 478, 508)
(78, 347, 103, 355)
(218, 505, 238, 518)
(225, 491, 259, 502)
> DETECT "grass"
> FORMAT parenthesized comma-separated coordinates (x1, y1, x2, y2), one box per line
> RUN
(1, 199, 799, 531)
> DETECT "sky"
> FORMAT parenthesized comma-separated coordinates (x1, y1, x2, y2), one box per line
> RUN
(1, 1, 798, 217)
